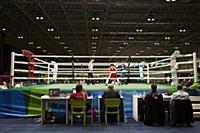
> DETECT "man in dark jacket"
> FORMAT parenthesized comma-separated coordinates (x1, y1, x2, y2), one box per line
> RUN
(102, 84, 120, 98)
(101, 84, 121, 123)
(144, 84, 165, 126)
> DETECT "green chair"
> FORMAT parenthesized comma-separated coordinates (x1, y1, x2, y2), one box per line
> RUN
(70, 99, 86, 126)
(104, 98, 120, 125)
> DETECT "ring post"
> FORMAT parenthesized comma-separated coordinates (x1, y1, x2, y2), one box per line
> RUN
(147, 63, 150, 83)
(10, 52, 15, 87)
(47, 63, 50, 84)
(72, 56, 75, 83)
(170, 50, 180, 86)
(193, 52, 198, 83)
(127, 56, 131, 84)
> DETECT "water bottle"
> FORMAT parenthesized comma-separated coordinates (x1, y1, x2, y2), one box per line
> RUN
(124, 116, 128, 123)
(92, 108, 97, 123)
(119, 90, 122, 96)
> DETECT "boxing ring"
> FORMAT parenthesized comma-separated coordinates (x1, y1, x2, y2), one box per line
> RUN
(0, 51, 199, 118)
(10, 50, 198, 86)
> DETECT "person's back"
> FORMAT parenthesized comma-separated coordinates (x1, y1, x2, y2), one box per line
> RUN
(144, 84, 165, 126)
(102, 84, 121, 123)
(70, 84, 86, 100)
(170, 85, 193, 126)
(171, 85, 189, 104)
(102, 84, 120, 98)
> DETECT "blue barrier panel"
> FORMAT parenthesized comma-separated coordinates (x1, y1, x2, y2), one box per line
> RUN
(0, 90, 26, 117)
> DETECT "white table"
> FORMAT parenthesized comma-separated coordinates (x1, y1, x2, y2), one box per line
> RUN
(41, 95, 69, 124)
(41, 95, 93, 124)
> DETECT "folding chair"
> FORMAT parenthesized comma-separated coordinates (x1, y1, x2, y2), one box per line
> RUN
(70, 100, 86, 126)
(104, 98, 120, 125)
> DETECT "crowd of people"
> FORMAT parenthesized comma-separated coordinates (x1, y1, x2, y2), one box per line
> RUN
(0, 81, 24, 89)
(67, 82, 195, 126)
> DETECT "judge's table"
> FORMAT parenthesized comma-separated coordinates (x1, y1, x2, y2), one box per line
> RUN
(132, 94, 200, 122)
(41, 95, 93, 124)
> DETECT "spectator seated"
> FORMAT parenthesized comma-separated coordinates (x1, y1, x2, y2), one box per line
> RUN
(144, 92, 165, 126)
(171, 99, 194, 127)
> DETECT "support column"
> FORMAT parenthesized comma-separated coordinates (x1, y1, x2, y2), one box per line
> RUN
(0, 32, 5, 74)
(193, 52, 198, 83)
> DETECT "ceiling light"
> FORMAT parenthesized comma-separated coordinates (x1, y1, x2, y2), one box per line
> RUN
(68, 50, 72, 52)
(165, 36, 170, 40)
(123, 42, 128, 45)
(28, 41, 33, 45)
(92, 28, 98, 32)
(116, 50, 120, 53)
(91, 17, 100, 21)
(36, 16, 44, 20)
(154, 42, 159, 45)
(147, 18, 155, 22)
(140, 50, 144, 53)
(43, 49, 47, 52)
(135, 53, 140, 55)
(119, 46, 123, 49)
(136, 28, 143, 32)
(36, 46, 41, 49)
(54, 35, 61, 39)
(185, 42, 190, 45)
(60, 41, 65, 45)
(64, 46, 68, 49)
(92, 36, 98, 39)
(2, 28, 6, 31)
(166, 0, 176, 2)
(179, 28, 186, 32)
(48, 28, 54, 32)
(92, 46, 96, 49)
(128, 36, 134, 40)
(18, 35, 23, 39)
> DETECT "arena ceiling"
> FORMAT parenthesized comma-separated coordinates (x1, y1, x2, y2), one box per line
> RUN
(0, 0, 200, 57)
